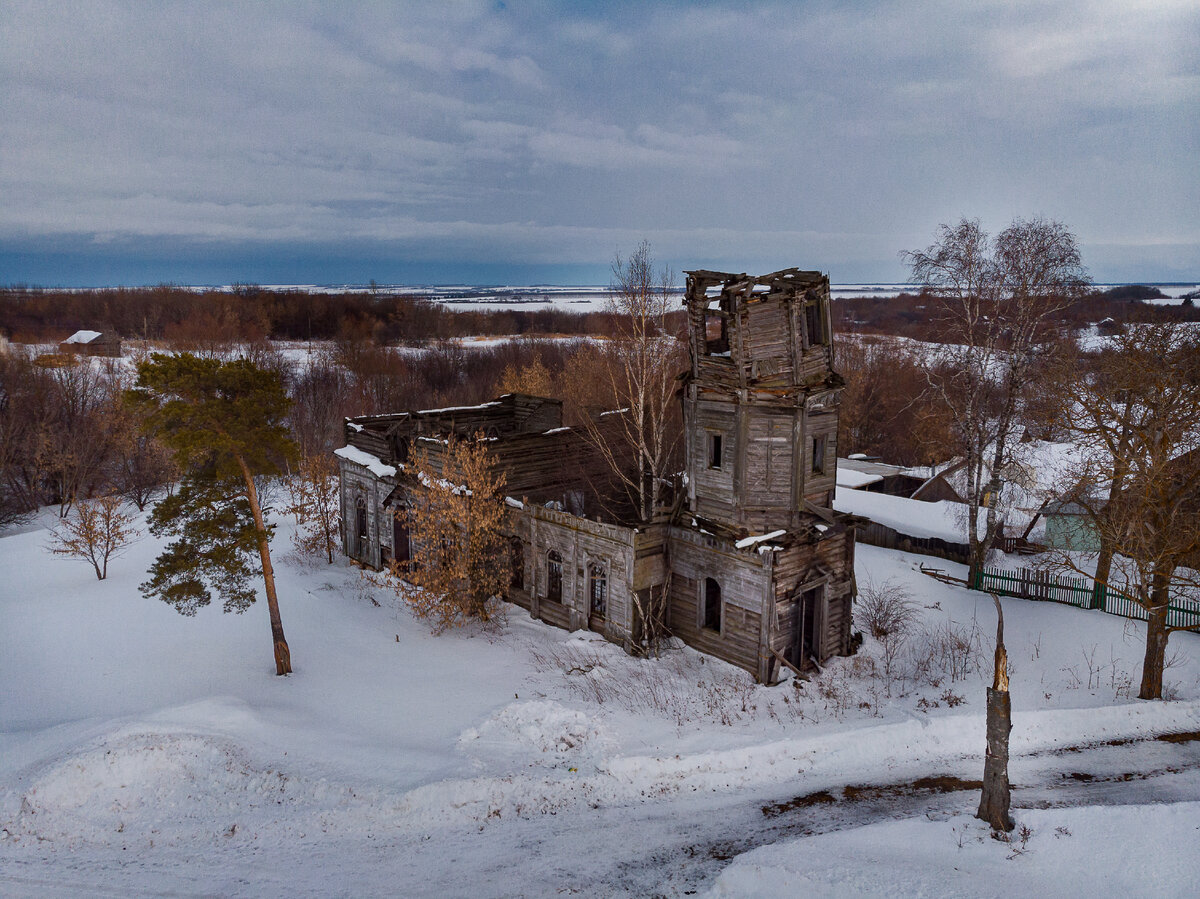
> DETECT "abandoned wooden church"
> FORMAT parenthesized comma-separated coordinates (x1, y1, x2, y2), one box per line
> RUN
(335, 268, 858, 683)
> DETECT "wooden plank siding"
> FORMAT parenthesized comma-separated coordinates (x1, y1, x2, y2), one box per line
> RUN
(525, 504, 639, 648)
(335, 265, 859, 687)
(665, 525, 772, 678)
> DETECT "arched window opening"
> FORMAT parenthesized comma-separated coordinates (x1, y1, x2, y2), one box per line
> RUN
(703, 577, 721, 633)
(355, 496, 368, 559)
(510, 537, 525, 589)
(546, 550, 563, 603)
(589, 562, 607, 618)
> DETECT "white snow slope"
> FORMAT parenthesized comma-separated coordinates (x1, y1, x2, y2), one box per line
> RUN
(2, 507, 1199, 897)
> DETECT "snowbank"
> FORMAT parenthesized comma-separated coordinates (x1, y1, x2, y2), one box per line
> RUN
(708, 802, 1200, 898)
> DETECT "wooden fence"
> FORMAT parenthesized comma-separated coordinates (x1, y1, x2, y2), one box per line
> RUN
(973, 566, 1200, 630)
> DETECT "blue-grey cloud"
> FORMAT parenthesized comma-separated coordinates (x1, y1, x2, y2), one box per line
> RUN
(1, 0, 1196, 285)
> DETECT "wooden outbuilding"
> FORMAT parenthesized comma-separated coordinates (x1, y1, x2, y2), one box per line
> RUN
(59, 330, 122, 357)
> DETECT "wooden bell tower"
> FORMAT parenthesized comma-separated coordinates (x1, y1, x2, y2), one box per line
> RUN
(681, 268, 844, 533)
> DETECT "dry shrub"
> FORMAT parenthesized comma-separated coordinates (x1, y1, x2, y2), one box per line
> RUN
(528, 638, 760, 727)
(856, 577, 918, 639)
(910, 618, 986, 686)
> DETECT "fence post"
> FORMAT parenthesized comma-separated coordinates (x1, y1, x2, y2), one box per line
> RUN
(1089, 580, 1104, 610)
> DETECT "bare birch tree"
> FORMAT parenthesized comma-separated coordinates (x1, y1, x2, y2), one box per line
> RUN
(570, 241, 684, 523)
(905, 217, 1088, 582)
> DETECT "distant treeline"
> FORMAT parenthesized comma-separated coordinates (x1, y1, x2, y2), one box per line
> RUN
(2, 283, 1195, 346)
(0, 285, 630, 343)
(833, 286, 1199, 343)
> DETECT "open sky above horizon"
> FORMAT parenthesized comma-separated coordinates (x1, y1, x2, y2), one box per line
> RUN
(2, 0, 1197, 287)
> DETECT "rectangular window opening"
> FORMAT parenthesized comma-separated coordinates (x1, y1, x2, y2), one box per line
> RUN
(704, 312, 730, 355)
(811, 434, 827, 475)
(804, 302, 824, 347)
(708, 433, 723, 470)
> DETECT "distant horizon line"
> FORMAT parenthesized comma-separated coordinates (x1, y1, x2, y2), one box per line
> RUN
(6, 279, 1199, 291)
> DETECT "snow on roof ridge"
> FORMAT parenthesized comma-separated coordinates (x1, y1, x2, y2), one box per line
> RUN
(63, 329, 103, 344)
(334, 445, 397, 478)
(736, 529, 787, 549)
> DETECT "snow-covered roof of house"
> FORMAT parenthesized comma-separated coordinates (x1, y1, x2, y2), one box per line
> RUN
(61, 330, 103, 345)
(834, 486, 980, 543)
(836, 467, 883, 489)
(838, 456, 932, 481)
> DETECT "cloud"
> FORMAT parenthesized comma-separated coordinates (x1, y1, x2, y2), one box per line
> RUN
(0, 1, 1196, 282)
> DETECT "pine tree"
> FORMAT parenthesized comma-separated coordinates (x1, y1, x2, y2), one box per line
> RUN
(143, 472, 262, 613)
(128, 353, 298, 674)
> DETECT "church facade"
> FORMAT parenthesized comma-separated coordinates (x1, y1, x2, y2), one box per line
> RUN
(335, 268, 857, 683)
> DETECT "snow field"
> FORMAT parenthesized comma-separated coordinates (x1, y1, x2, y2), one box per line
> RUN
(3, 506, 1200, 894)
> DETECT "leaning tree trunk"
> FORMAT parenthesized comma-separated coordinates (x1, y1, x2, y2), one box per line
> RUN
(977, 592, 1013, 831)
(1139, 572, 1171, 700)
(238, 457, 292, 675)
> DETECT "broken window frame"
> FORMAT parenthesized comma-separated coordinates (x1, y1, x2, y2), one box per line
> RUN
(811, 433, 828, 475)
(804, 300, 825, 348)
(708, 432, 724, 470)
(704, 311, 730, 356)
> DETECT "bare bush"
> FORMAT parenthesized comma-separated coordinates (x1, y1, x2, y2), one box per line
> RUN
(856, 577, 918, 639)
(910, 618, 986, 686)
(47, 494, 140, 580)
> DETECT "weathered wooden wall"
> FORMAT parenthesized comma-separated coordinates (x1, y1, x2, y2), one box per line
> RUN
(337, 456, 394, 570)
(664, 525, 773, 678)
(524, 504, 639, 647)
(767, 528, 856, 675)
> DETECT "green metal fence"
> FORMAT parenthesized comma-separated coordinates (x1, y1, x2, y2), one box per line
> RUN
(973, 566, 1200, 630)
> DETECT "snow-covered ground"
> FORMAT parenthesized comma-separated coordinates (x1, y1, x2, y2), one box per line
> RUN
(3, 506, 1200, 896)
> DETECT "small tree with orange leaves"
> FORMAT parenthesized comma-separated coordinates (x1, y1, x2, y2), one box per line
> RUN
(388, 433, 511, 632)
(284, 453, 341, 564)
(48, 494, 140, 580)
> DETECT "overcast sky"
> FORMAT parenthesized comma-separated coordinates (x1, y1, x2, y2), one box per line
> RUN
(2, 0, 1197, 286)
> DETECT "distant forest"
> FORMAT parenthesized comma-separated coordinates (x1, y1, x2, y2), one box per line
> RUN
(1, 283, 1194, 346)
(0, 285, 626, 344)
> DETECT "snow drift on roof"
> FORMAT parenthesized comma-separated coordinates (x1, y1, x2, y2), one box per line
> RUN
(62, 330, 102, 344)
(334, 445, 397, 478)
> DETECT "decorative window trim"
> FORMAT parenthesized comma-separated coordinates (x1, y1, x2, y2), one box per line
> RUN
(588, 561, 607, 618)
(546, 549, 564, 603)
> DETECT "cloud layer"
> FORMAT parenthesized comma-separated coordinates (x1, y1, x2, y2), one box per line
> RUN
(2, 0, 1197, 284)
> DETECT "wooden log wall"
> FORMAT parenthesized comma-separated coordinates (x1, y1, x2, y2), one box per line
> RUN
(336, 456, 394, 570)
(664, 525, 773, 679)
(524, 504, 639, 647)
(767, 529, 856, 670)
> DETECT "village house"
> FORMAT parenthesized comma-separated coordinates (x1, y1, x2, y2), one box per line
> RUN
(335, 268, 859, 683)
(58, 329, 122, 357)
